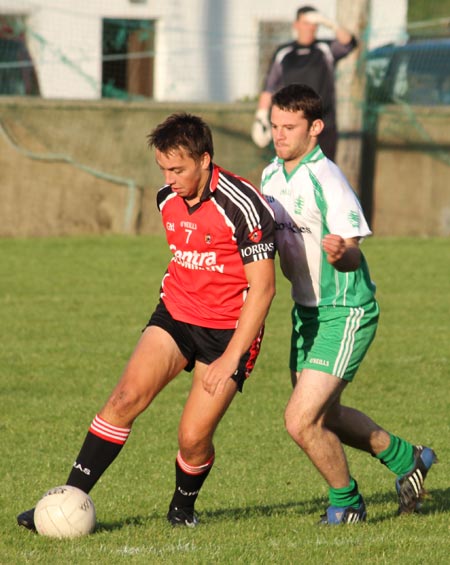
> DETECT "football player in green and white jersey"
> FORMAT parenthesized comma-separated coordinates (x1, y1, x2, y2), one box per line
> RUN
(261, 83, 436, 525)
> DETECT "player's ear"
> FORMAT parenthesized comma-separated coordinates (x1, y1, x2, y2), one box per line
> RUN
(310, 119, 325, 138)
(200, 152, 211, 170)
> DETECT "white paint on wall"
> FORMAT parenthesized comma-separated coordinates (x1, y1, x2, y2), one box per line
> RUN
(0, 0, 407, 101)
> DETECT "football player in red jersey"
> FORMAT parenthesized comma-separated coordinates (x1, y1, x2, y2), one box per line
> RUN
(18, 113, 276, 529)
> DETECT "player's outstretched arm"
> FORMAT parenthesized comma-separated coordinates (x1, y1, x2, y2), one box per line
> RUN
(322, 234, 361, 272)
(305, 11, 354, 45)
(202, 259, 276, 396)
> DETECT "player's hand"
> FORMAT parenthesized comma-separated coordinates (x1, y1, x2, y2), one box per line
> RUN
(251, 108, 272, 148)
(304, 11, 338, 31)
(322, 235, 361, 271)
(202, 354, 239, 396)
(322, 234, 346, 263)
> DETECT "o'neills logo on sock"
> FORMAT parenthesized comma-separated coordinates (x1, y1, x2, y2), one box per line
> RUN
(177, 487, 200, 497)
(89, 414, 131, 445)
(73, 461, 91, 475)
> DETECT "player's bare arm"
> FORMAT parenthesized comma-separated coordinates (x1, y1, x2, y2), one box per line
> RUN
(202, 258, 275, 396)
(322, 235, 361, 272)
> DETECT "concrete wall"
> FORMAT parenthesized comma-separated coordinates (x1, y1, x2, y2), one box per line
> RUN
(371, 106, 450, 236)
(1, 99, 449, 237)
(0, 98, 270, 236)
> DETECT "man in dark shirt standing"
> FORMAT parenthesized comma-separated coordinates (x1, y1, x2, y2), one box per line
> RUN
(252, 5, 357, 160)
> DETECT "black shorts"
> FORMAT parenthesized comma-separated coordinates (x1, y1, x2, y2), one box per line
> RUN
(146, 300, 264, 392)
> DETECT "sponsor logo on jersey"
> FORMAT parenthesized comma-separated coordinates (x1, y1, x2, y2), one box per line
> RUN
(169, 244, 225, 272)
(240, 242, 274, 259)
(294, 196, 304, 215)
(275, 221, 311, 234)
(166, 222, 175, 232)
(309, 358, 330, 367)
(248, 227, 262, 243)
(181, 220, 197, 230)
(348, 211, 360, 228)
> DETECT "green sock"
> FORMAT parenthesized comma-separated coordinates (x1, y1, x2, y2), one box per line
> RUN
(329, 477, 361, 508)
(376, 433, 414, 476)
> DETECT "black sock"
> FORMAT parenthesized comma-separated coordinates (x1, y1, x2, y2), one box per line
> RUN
(66, 414, 131, 493)
(169, 451, 215, 510)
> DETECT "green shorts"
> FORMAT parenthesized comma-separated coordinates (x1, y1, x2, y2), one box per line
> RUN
(290, 301, 379, 382)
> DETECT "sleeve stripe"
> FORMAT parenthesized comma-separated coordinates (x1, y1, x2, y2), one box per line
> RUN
(158, 189, 177, 211)
(241, 178, 275, 218)
(217, 173, 261, 231)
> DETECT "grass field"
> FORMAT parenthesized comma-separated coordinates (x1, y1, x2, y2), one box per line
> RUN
(1, 235, 448, 564)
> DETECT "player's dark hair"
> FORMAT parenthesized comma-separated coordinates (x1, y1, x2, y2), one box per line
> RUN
(148, 112, 214, 161)
(296, 6, 317, 19)
(272, 83, 322, 125)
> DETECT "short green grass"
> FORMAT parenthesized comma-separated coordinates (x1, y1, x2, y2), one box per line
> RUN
(1, 236, 448, 564)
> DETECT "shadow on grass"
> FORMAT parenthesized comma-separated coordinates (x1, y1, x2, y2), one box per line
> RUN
(95, 487, 450, 532)
(95, 499, 324, 533)
(352, 487, 449, 525)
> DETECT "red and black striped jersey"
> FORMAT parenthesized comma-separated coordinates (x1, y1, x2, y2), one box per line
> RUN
(157, 164, 275, 329)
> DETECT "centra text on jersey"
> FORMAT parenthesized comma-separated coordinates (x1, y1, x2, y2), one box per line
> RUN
(170, 245, 225, 272)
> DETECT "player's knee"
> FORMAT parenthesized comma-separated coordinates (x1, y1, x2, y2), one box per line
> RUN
(284, 407, 314, 447)
(107, 385, 148, 420)
(178, 427, 210, 459)
(285, 410, 303, 443)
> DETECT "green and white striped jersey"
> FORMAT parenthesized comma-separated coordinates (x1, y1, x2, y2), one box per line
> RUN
(261, 146, 376, 307)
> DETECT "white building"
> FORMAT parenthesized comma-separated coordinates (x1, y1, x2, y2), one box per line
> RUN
(0, 0, 407, 101)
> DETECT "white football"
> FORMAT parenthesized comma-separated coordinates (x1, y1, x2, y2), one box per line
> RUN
(34, 485, 96, 538)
